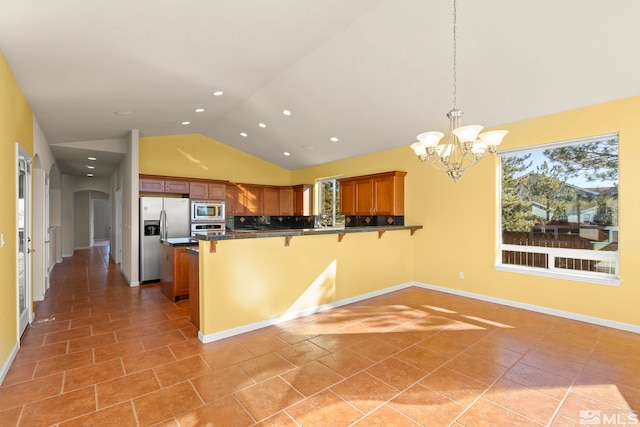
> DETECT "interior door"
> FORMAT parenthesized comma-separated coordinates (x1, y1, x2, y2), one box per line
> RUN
(17, 146, 31, 336)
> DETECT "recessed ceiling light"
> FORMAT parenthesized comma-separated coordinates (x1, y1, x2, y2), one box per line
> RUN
(240, 132, 248, 137)
(87, 173, 94, 177)
(282, 110, 292, 116)
(115, 110, 135, 116)
(195, 108, 205, 113)
(86, 165, 95, 169)
(181, 121, 191, 125)
(258, 123, 267, 128)
(283, 152, 291, 156)
(212, 91, 224, 96)
(330, 137, 339, 142)
(87, 157, 97, 161)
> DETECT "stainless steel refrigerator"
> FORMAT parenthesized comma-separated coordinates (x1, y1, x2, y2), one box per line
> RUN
(139, 197, 190, 283)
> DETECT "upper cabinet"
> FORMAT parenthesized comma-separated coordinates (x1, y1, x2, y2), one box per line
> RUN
(293, 184, 313, 216)
(139, 177, 189, 194)
(279, 187, 294, 216)
(189, 181, 225, 200)
(338, 171, 406, 216)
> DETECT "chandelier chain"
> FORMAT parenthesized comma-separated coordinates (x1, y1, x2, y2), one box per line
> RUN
(452, 0, 457, 109)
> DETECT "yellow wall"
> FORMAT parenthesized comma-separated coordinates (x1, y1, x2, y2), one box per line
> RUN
(199, 230, 414, 335)
(292, 96, 640, 327)
(0, 52, 34, 360)
(139, 134, 292, 185)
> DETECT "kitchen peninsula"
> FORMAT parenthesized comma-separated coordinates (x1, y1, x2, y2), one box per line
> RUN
(191, 225, 421, 343)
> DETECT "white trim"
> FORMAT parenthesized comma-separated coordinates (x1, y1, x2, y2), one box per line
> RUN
(198, 283, 411, 343)
(129, 281, 140, 287)
(413, 282, 640, 334)
(495, 264, 621, 286)
(198, 281, 639, 343)
(498, 132, 619, 156)
(0, 342, 20, 386)
(33, 295, 45, 302)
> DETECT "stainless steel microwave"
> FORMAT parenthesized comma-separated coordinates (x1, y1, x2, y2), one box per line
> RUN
(191, 200, 225, 222)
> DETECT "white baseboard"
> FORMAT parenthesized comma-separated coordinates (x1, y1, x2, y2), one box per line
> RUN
(198, 281, 640, 343)
(0, 342, 20, 386)
(412, 282, 640, 334)
(129, 281, 140, 287)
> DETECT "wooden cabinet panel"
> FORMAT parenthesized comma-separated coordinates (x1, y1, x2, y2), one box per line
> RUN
(188, 252, 199, 329)
(293, 184, 312, 216)
(165, 180, 190, 194)
(244, 185, 262, 215)
(339, 180, 356, 216)
(279, 187, 294, 216)
(207, 183, 226, 200)
(160, 243, 192, 302)
(139, 178, 164, 193)
(189, 182, 208, 199)
(339, 171, 406, 216)
(262, 187, 280, 216)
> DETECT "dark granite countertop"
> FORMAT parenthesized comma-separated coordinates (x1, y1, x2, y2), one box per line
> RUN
(191, 225, 422, 241)
(161, 237, 199, 247)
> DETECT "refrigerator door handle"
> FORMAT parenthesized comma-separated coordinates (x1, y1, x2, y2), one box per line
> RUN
(159, 209, 166, 240)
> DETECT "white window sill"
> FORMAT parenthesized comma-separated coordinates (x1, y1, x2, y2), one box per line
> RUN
(495, 264, 621, 287)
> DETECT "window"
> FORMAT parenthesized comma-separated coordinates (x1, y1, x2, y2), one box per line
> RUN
(498, 133, 619, 285)
(317, 178, 344, 227)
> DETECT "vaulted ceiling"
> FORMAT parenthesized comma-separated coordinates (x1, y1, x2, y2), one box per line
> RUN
(2, 0, 639, 176)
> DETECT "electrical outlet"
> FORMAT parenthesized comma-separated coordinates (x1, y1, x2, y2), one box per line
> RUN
(458, 271, 464, 279)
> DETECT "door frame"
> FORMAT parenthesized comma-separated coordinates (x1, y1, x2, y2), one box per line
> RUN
(17, 144, 32, 337)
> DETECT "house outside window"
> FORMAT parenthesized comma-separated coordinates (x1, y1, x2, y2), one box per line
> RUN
(497, 133, 619, 285)
(317, 178, 344, 228)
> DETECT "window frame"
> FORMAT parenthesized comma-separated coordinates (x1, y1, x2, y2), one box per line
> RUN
(316, 177, 345, 228)
(496, 132, 620, 286)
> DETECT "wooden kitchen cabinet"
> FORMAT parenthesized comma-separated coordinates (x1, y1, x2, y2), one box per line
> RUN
(160, 242, 192, 302)
(139, 176, 189, 194)
(339, 171, 406, 216)
(164, 179, 190, 194)
(293, 184, 312, 216)
(189, 181, 226, 200)
(262, 186, 280, 216)
(279, 187, 294, 216)
(139, 177, 165, 193)
(188, 251, 199, 329)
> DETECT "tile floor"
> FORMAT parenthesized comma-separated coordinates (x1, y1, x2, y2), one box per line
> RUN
(1, 245, 639, 426)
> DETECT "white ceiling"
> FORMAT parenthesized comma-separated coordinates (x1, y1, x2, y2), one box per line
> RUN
(2, 0, 640, 176)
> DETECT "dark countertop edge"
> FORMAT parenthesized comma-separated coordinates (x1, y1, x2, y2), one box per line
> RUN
(161, 237, 199, 247)
(186, 247, 199, 255)
(192, 225, 423, 242)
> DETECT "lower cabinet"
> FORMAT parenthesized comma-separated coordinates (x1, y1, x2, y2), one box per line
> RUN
(160, 243, 192, 302)
(188, 251, 199, 329)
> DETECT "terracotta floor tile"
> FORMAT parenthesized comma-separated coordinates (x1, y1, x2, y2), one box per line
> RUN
(253, 411, 299, 427)
(457, 398, 541, 427)
(12, 341, 68, 366)
(114, 324, 160, 342)
(122, 347, 177, 374)
(0, 406, 22, 427)
(418, 333, 470, 358)
(309, 332, 369, 353)
(519, 349, 584, 379)
(19, 386, 96, 426)
(176, 395, 254, 427)
(1, 361, 37, 386)
(353, 404, 421, 426)
(235, 377, 304, 422)
(238, 352, 295, 382)
(376, 330, 424, 349)
(445, 352, 508, 385)
(201, 343, 255, 370)
(420, 367, 488, 406)
(557, 392, 623, 422)
(238, 332, 290, 356)
(571, 381, 640, 410)
(67, 331, 117, 353)
(277, 340, 330, 366)
(24, 319, 71, 336)
(504, 362, 573, 400)
(389, 384, 465, 426)
(331, 371, 398, 413)
(351, 337, 401, 362)
(133, 381, 203, 427)
(287, 389, 362, 426)
(484, 378, 560, 424)
(394, 344, 450, 373)
(281, 360, 343, 397)
(463, 340, 524, 368)
(153, 355, 213, 387)
(42, 326, 92, 345)
(96, 369, 160, 409)
(0, 372, 63, 412)
(366, 357, 427, 391)
(93, 339, 146, 363)
(317, 348, 375, 377)
(33, 350, 94, 378)
(153, 316, 194, 333)
(90, 318, 134, 335)
(63, 358, 124, 391)
(168, 339, 217, 360)
(191, 365, 255, 403)
(59, 401, 137, 427)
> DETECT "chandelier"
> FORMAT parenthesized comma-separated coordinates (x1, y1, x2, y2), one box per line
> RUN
(410, 0, 507, 183)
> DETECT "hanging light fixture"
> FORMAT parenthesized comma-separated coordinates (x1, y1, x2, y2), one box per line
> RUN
(410, 0, 507, 182)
